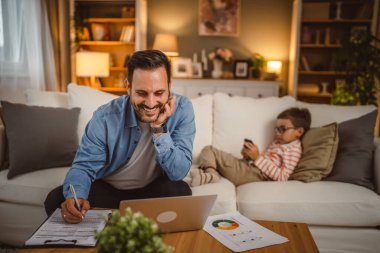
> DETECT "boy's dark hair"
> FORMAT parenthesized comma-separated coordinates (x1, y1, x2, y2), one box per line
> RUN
(127, 50, 171, 86)
(277, 107, 311, 134)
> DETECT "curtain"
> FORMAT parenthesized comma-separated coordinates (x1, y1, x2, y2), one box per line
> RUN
(45, 0, 71, 92)
(0, 0, 58, 103)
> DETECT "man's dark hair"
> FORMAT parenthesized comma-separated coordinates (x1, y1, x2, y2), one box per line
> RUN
(277, 107, 312, 134)
(127, 49, 171, 86)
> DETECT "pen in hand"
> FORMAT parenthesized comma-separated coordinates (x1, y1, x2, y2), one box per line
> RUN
(69, 184, 83, 218)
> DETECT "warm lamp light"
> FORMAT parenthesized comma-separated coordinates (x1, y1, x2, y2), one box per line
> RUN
(267, 61, 282, 74)
(264, 60, 282, 80)
(76, 52, 110, 88)
(153, 33, 179, 57)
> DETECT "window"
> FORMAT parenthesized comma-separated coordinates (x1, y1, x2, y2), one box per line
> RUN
(0, 0, 3, 47)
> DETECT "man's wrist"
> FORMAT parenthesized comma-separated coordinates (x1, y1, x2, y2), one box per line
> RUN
(150, 124, 167, 134)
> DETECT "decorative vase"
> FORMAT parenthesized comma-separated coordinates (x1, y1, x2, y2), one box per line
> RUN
(211, 59, 223, 79)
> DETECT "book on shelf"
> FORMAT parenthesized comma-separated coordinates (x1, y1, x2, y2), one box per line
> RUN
(355, 3, 373, 19)
(301, 55, 311, 71)
(119, 25, 135, 42)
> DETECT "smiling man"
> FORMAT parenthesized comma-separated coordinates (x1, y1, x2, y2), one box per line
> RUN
(44, 50, 195, 224)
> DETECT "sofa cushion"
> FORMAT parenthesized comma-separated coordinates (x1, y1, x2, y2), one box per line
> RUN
(290, 123, 339, 182)
(190, 95, 213, 163)
(325, 111, 377, 190)
(25, 89, 69, 108)
(0, 101, 80, 179)
(190, 165, 236, 215)
(296, 101, 377, 127)
(213, 93, 296, 157)
(236, 181, 380, 227)
(68, 83, 117, 140)
(0, 167, 69, 205)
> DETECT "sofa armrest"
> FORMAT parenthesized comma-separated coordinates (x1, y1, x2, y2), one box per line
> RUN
(374, 138, 380, 195)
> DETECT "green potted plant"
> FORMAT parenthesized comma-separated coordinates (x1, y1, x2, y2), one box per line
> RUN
(251, 53, 266, 79)
(332, 29, 380, 105)
(95, 208, 173, 253)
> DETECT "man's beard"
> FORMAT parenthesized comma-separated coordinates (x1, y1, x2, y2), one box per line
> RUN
(133, 102, 165, 123)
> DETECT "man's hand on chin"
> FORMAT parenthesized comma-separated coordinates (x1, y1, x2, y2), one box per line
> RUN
(151, 95, 176, 128)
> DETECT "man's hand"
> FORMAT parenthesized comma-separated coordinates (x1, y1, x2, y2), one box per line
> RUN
(151, 96, 176, 128)
(241, 142, 260, 161)
(61, 198, 90, 224)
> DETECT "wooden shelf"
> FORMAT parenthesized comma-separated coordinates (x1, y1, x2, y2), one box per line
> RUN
(301, 44, 342, 48)
(110, 67, 127, 72)
(98, 87, 128, 95)
(302, 19, 372, 24)
(84, 18, 135, 23)
(79, 41, 135, 46)
(298, 92, 332, 98)
(298, 70, 347, 76)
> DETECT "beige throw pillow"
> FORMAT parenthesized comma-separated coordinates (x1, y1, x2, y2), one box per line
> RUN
(290, 123, 339, 182)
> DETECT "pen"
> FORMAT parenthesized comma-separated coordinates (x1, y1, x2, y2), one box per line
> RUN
(69, 184, 82, 211)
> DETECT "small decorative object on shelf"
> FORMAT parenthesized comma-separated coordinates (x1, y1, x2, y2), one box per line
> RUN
(208, 47, 233, 78)
(250, 53, 266, 79)
(95, 208, 173, 253)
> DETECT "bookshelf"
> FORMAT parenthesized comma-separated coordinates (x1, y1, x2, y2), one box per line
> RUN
(288, 0, 379, 104)
(71, 0, 147, 93)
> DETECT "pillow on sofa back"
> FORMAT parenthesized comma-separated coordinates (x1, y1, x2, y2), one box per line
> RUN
(324, 110, 378, 190)
(213, 93, 296, 158)
(290, 123, 339, 182)
(68, 83, 117, 140)
(0, 101, 80, 179)
(25, 89, 70, 108)
(296, 101, 376, 127)
(190, 95, 213, 163)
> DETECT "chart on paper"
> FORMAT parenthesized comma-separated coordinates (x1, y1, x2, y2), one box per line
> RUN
(204, 212, 288, 252)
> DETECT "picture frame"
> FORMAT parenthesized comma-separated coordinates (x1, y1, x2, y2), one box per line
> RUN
(192, 62, 203, 78)
(233, 60, 250, 79)
(199, 0, 240, 37)
(172, 57, 192, 78)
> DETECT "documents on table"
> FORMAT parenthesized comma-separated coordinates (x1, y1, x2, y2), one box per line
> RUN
(203, 212, 288, 252)
(25, 208, 112, 247)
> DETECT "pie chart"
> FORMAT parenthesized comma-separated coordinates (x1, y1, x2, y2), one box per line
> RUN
(212, 219, 239, 230)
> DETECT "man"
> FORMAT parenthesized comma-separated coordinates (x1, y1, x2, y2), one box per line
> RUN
(44, 50, 195, 223)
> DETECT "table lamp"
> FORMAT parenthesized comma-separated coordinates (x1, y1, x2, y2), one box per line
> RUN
(265, 60, 282, 80)
(153, 33, 179, 57)
(76, 52, 110, 88)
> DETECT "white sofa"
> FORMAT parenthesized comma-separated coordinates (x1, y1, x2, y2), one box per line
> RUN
(0, 84, 379, 253)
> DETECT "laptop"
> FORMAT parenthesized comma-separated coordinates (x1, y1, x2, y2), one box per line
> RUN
(119, 194, 217, 233)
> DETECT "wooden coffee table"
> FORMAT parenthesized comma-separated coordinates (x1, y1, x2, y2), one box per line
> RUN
(18, 220, 319, 253)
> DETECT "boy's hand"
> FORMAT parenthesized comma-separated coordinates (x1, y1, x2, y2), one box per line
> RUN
(151, 96, 176, 128)
(241, 142, 260, 161)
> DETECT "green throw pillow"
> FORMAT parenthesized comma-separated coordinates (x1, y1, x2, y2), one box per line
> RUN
(290, 123, 339, 182)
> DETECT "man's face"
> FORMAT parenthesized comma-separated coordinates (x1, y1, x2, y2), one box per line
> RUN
(128, 66, 170, 123)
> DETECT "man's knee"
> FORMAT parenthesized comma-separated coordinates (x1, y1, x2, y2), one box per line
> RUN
(44, 185, 64, 216)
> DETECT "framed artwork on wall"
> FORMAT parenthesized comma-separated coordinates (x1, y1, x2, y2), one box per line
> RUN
(172, 58, 192, 78)
(199, 0, 240, 36)
(233, 60, 250, 79)
(192, 62, 203, 78)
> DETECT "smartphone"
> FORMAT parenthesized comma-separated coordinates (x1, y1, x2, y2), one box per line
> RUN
(244, 138, 253, 144)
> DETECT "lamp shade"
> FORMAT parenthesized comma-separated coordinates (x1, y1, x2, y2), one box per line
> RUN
(76, 52, 110, 77)
(153, 33, 178, 57)
(267, 61, 282, 74)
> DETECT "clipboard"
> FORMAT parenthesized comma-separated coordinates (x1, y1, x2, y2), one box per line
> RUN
(24, 208, 112, 248)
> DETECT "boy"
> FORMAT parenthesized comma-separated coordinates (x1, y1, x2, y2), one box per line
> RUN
(190, 107, 311, 187)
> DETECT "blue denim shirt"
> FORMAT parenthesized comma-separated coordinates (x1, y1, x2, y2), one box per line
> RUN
(63, 94, 195, 199)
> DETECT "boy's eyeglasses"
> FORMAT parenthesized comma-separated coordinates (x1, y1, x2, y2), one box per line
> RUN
(274, 126, 295, 134)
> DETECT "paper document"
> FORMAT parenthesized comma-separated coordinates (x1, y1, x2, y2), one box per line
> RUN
(25, 208, 112, 247)
(203, 212, 288, 252)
